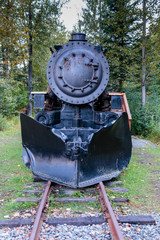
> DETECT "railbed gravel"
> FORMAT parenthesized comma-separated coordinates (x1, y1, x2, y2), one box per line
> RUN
(0, 213, 160, 239)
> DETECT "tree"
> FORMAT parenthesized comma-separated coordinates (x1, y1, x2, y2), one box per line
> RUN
(78, 0, 107, 45)
(0, 0, 28, 79)
(79, 0, 139, 91)
(0, 0, 68, 116)
(0, 0, 29, 116)
(22, 0, 68, 115)
(141, 0, 160, 106)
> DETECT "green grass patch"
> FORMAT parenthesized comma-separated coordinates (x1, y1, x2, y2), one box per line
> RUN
(0, 122, 35, 219)
(71, 190, 84, 198)
(109, 146, 160, 213)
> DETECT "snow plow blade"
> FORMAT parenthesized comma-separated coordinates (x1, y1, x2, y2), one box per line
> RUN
(20, 113, 132, 188)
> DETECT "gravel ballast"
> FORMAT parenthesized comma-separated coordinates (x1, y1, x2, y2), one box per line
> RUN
(0, 213, 160, 240)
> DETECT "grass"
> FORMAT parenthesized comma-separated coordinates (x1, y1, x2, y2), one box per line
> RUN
(0, 118, 160, 219)
(48, 198, 101, 216)
(0, 118, 35, 219)
(107, 146, 160, 214)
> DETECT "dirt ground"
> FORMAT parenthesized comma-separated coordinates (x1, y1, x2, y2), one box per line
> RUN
(132, 136, 158, 148)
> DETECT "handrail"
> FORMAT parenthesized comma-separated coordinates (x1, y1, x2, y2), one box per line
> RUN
(109, 92, 132, 129)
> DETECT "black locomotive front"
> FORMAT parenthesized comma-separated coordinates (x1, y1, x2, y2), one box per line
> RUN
(20, 33, 132, 188)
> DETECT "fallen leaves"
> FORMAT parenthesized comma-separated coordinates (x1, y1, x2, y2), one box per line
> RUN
(13, 212, 20, 217)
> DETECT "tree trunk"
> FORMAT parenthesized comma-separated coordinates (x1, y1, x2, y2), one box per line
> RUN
(1, 46, 9, 78)
(142, 0, 146, 107)
(2, 0, 10, 78)
(99, 0, 102, 45)
(27, 1, 33, 115)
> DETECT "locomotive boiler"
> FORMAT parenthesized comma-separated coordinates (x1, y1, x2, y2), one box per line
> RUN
(20, 33, 132, 188)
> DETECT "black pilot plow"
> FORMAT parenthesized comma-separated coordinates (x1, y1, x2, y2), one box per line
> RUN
(20, 33, 132, 188)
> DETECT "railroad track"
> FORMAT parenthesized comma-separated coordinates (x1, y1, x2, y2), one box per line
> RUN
(29, 181, 124, 240)
(0, 179, 156, 239)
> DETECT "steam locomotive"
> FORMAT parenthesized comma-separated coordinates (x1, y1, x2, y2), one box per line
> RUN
(20, 33, 132, 188)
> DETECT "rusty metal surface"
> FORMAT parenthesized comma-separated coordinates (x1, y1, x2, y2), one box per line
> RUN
(29, 181, 51, 240)
(98, 182, 124, 240)
(109, 92, 132, 129)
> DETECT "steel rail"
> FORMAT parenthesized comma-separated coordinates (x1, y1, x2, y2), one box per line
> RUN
(29, 181, 51, 240)
(98, 182, 124, 240)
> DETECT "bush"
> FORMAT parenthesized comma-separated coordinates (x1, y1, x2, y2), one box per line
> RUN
(0, 77, 28, 117)
(125, 87, 160, 137)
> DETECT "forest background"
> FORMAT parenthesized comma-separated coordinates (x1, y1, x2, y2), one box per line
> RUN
(0, 0, 160, 141)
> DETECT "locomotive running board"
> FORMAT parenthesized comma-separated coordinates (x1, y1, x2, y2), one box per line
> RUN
(20, 113, 132, 188)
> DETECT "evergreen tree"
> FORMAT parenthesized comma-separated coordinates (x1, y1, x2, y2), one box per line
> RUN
(79, 0, 139, 91)
(78, 0, 107, 45)
(101, 0, 140, 91)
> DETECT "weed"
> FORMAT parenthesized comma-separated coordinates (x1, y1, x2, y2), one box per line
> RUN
(71, 191, 83, 198)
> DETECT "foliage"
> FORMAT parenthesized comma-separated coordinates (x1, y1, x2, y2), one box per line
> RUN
(79, 0, 140, 91)
(71, 191, 83, 198)
(0, 77, 28, 117)
(26, 0, 68, 90)
(76, 0, 106, 45)
(126, 87, 160, 137)
(0, 0, 68, 117)
(78, 0, 160, 138)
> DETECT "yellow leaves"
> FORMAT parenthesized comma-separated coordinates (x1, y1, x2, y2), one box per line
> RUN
(106, 188, 113, 192)
(122, 212, 128, 215)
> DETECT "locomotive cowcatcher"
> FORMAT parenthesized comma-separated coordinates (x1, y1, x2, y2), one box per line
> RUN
(20, 33, 132, 188)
